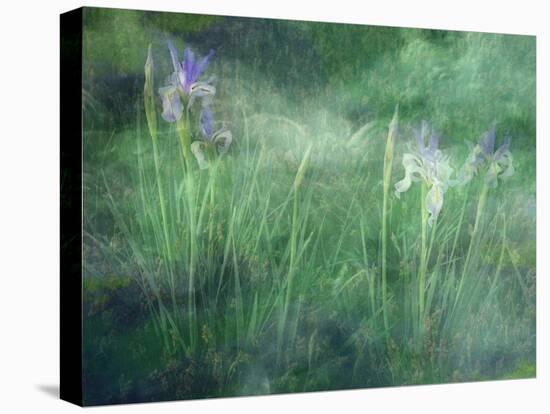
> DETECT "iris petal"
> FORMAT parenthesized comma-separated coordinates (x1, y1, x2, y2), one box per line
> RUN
(412, 126, 423, 154)
(485, 161, 501, 188)
(213, 129, 233, 154)
(428, 131, 439, 157)
(159, 86, 183, 122)
(480, 127, 496, 156)
(188, 81, 216, 108)
(497, 151, 514, 179)
(426, 184, 444, 226)
(494, 136, 511, 161)
(395, 153, 426, 197)
(183, 48, 195, 91)
(395, 175, 412, 197)
(193, 50, 215, 82)
(200, 106, 214, 141)
(167, 40, 181, 74)
(191, 141, 209, 170)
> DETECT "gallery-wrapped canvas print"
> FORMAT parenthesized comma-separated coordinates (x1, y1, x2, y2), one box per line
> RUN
(60, 6, 536, 406)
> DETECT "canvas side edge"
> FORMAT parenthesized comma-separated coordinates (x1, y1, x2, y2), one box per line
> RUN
(60, 7, 84, 407)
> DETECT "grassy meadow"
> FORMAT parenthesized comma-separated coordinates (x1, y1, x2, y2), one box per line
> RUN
(81, 8, 535, 405)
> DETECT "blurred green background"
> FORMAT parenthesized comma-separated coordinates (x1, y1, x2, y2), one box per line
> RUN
(83, 7, 535, 147)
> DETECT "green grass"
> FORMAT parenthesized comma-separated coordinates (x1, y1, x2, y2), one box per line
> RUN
(81, 14, 535, 404)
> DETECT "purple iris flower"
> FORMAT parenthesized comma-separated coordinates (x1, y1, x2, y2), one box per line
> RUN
(479, 126, 496, 156)
(168, 41, 215, 94)
(478, 126, 514, 187)
(190, 106, 233, 169)
(479, 126, 511, 160)
(159, 40, 216, 123)
(395, 121, 454, 226)
(456, 125, 514, 187)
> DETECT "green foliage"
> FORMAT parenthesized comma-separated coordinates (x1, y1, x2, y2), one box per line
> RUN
(83, 8, 150, 75)
(83, 274, 131, 292)
(501, 360, 536, 380)
(83, 7, 219, 75)
(81, 9, 536, 404)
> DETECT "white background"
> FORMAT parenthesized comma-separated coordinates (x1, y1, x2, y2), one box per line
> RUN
(0, 0, 547, 412)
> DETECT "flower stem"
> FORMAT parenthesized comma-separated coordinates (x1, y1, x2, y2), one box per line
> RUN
(417, 182, 428, 347)
(176, 117, 192, 172)
(207, 154, 218, 264)
(175, 113, 198, 353)
(186, 173, 198, 353)
(449, 189, 469, 266)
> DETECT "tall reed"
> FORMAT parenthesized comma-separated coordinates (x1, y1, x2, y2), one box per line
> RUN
(277, 145, 313, 363)
(381, 105, 399, 343)
(452, 181, 489, 316)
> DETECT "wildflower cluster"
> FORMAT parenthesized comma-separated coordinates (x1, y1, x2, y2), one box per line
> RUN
(395, 121, 515, 226)
(158, 40, 233, 169)
(395, 121, 453, 226)
(456, 126, 514, 188)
